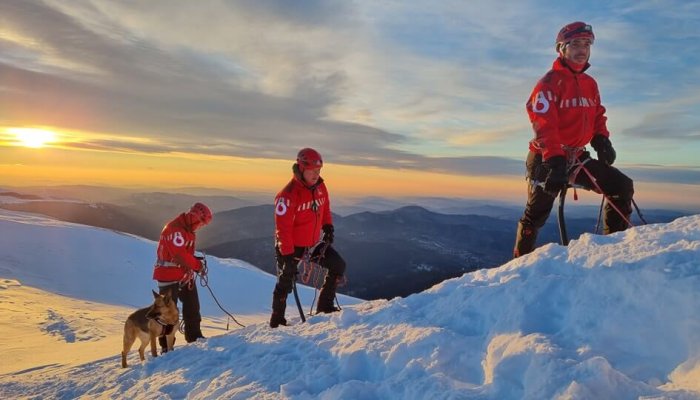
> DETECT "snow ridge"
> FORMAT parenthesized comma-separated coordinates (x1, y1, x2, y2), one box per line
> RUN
(0, 210, 699, 399)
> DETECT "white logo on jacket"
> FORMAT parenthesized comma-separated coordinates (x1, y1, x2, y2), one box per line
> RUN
(172, 232, 185, 247)
(532, 91, 550, 114)
(275, 198, 288, 216)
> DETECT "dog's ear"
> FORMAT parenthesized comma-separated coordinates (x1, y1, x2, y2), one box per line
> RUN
(152, 289, 159, 299)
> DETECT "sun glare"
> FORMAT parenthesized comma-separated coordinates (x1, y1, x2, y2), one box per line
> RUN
(8, 127, 57, 148)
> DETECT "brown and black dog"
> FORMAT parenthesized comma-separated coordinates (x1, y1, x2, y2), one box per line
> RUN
(121, 289, 179, 368)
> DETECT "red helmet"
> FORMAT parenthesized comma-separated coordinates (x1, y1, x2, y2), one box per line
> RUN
(556, 21, 594, 51)
(189, 202, 212, 225)
(296, 148, 323, 171)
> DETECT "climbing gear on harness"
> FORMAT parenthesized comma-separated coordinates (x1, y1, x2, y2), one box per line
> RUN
(282, 240, 344, 322)
(530, 145, 645, 245)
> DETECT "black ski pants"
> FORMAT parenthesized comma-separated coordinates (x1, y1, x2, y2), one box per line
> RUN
(158, 281, 203, 344)
(514, 151, 634, 257)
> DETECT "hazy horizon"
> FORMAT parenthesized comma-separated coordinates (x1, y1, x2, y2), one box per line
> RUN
(2, 182, 699, 215)
(1, 0, 699, 211)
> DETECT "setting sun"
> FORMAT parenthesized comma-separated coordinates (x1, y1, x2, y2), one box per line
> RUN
(8, 127, 57, 148)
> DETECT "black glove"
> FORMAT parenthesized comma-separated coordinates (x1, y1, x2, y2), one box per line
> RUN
(281, 254, 296, 269)
(542, 155, 568, 197)
(590, 134, 616, 165)
(322, 224, 334, 244)
(194, 254, 206, 274)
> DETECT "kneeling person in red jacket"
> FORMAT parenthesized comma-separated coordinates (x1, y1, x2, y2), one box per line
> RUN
(270, 148, 346, 328)
(153, 202, 213, 348)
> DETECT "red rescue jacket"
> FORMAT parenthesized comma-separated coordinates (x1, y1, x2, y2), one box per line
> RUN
(152, 213, 202, 282)
(526, 58, 610, 160)
(274, 172, 333, 256)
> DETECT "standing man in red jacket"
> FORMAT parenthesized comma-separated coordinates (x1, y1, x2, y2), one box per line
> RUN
(270, 148, 346, 328)
(514, 21, 634, 258)
(153, 202, 213, 348)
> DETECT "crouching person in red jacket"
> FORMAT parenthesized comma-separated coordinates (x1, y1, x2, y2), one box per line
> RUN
(270, 148, 346, 328)
(153, 202, 213, 349)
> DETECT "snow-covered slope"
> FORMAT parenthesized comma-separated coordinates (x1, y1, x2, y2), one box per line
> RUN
(0, 209, 353, 315)
(0, 209, 358, 375)
(1, 209, 699, 399)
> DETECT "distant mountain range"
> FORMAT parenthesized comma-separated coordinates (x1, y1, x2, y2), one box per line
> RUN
(0, 190, 257, 241)
(0, 189, 689, 300)
(200, 204, 517, 299)
(0, 193, 164, 239)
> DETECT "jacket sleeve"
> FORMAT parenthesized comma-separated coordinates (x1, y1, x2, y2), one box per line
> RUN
(173, 250, 202, 272)
(274, 191, 296, 256)
(526, 78, 564, 160)
(321, 183, 333, 227)
(163, 228, 202, 272)
(592, 80, 610, 138)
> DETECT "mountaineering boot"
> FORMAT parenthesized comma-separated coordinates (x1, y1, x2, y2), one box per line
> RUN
(183, 316, 205, 343)
(269, 314, 288, 328)
(604, 197, 633, 234)
(601, 171, 634, 234)
(186, 331, 206, 342)
(316, 305, 340, 314)
(316, 275, 340, 314)
(513, 221, 539, 258)
(269, 290, 288, 328)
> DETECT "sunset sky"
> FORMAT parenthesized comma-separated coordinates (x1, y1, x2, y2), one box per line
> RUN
(1, 0, 699, 208)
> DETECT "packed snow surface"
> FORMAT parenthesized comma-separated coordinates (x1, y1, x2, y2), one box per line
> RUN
(1, 209, 699, 399)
